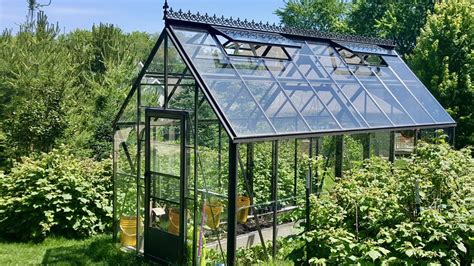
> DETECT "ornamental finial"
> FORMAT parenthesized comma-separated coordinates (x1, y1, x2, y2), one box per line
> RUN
(163, 0, 169, 19)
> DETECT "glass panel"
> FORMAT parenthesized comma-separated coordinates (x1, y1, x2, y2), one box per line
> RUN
(244, 80, 309, 133)
(213, 26, 300, 48)
(304, 43, 392, 127)
(383, 56, 454, 123)
(173, 27, 276, 137)
(230, 57, 310, 133)
(149, 198, 180, 234)
(206, 78, 275, 136)
(150, 117, 181, 177)
(151, 173, 180, 204)
(350, 65, 414, 126)
(374, 67, 435, 124)
(263, 58, 342, 131)
(147, 116, 183, 236)
(311, 82, 362, 129)
(306, 42, 335, 56)
(293, 54, 367, 128)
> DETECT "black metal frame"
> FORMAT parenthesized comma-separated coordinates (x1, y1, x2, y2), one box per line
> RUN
(111, 3, 458, 266)
(144, 108, 189, 263)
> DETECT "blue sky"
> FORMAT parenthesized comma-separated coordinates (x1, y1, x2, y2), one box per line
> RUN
(0, 0, 283, 33)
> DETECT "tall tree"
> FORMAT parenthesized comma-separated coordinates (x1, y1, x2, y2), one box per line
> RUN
(277, 0, 435, 57)
(409, 0, 474, 148)
(375, 0, 435, 56)
(0, 12, 69, 157)
(348, 0, 388, 37)
(275, 0, 350, 33)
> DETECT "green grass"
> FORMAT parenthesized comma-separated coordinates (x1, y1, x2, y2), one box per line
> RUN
(0, 235, 148, 265)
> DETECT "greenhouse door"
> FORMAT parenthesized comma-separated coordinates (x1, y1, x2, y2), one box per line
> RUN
(144, 109, 188, 264)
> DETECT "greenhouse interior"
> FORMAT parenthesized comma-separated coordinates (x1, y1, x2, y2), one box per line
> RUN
(112, 4, 456, 265)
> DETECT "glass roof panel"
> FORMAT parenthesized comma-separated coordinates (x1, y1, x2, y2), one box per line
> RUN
(350, 65, 415, 126)
(230, 57, 311, 133)
(168, 26, 455, 140)
(303, 42, 393, 127)
(383, 56, 454, 123)
(173, 28, 276, 137)
(374, 66, 435, 124)
(262, 58, 344, 131)
(213, 26, 301, 48)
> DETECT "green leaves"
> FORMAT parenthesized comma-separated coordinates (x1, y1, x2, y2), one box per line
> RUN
(0, 146, 112, 241)
(367, 249, 382, 261)
(280, 141, 474, 264)
(457, 242, 467, 253)
(409, 0, 474, 149)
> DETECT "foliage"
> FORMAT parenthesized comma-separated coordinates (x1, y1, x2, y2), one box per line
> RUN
(351, 0, 435, 56)
(0, 12, 69, 157)
(0, 146, 112, 241)
(0, 11, 154, 164)
(62, 25, 153, 160)
(276, 0, 434, 57)
(275, 0, 350, 33)
(409, 0, 474, 149)
(281, 140, 474, 264)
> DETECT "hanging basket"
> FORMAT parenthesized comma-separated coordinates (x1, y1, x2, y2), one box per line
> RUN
(120, 216, 138, 247)
(204, 201, 223, 229)
(237, 196, 250, 224)
(168, 208, 180, 236)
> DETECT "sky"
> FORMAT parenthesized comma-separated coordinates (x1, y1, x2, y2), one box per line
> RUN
(0, 0, 283, 34)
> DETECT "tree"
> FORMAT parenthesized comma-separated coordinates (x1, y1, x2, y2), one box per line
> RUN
(61, 24, 154, 159)
(275, 0, 350, 33)
(409, 0, 474, 149)
(277, 0, 435, 57)
(348, 0, 387, 37)
(0, 12, 69, 157)
(375, 0, 435, 56)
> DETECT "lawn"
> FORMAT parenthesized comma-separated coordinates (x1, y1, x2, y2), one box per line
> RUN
(0, 235, 148, 265)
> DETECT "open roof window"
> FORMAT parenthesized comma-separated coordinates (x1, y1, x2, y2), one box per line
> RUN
(336, 47, 387, 67)
(334, 41, 394, 56)
(213, 26, 299, 60)
(332, 40, 395, 67)
(213, 26, 301, 48)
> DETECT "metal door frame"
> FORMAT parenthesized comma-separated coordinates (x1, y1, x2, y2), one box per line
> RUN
(144, 108, 189, 264)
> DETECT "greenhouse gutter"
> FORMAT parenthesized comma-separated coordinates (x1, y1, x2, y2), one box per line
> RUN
(232, 122, 457, 144)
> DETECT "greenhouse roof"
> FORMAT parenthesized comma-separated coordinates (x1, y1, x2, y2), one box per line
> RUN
(115, 8, 456, 143)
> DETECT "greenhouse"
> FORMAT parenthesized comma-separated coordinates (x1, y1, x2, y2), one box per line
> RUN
(112, 4, 456, 265)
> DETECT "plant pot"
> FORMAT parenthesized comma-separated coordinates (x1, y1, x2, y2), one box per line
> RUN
(168, 208, 180, 236)
(237, 196, 250, 224)
(120, 216, 137, 247)
(204, 201, 223, 229)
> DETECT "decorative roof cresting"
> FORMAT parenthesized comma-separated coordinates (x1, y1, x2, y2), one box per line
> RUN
(165, 8, 396, 47)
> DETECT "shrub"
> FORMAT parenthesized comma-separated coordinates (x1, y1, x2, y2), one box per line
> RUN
(260, 140, 473, 264)
(0, 146, 112, 241)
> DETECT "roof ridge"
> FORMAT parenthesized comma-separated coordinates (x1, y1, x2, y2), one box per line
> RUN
(165, 8, 396, 47)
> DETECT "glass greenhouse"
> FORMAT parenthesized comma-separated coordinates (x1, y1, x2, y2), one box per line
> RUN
(112, 5, 456, 265)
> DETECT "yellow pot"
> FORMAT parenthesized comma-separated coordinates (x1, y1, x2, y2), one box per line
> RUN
(237, 196, 251, 224)
(204, 201, 223, 229)
(120, 216, 137, 247)
(168, 208, 180, 236)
